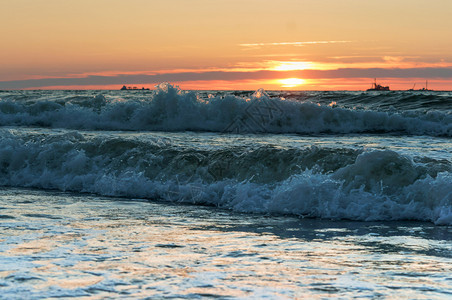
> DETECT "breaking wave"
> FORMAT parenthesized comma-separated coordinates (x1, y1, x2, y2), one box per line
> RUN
(1, 130, 450, 225)
(0, 84, 451, 136)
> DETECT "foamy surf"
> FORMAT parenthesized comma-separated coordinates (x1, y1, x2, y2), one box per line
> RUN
(0, 84, 451, 136)
(1, 129, 450, 225)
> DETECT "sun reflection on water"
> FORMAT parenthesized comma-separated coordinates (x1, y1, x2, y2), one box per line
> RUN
(0, 190, 451, 299)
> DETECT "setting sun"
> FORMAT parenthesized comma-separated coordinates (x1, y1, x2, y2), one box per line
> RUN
(0, 0, 451, 90)
(279, 78, 306, 88)
(0, 1, 451, 299)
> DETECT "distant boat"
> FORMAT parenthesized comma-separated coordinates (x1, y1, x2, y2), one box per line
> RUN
(408, 80, 433, 91)
(120, 85, 150, 90)
(408, 83, 416, 91)
(367, 79, 390, 91)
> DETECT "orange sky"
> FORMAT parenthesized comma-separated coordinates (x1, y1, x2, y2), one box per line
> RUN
(1, 0, 452, 90)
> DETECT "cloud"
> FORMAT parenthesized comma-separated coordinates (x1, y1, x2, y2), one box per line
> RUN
(1, 68, 452, 89)
(239, 41, 351, 47)
(308, 68, 452, 79)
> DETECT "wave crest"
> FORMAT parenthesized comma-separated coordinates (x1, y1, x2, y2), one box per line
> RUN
(0, 130, 450, 224)
(0, 84, 450, 136)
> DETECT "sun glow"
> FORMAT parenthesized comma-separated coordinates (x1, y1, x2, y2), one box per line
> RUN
(279, 78, 305, 88)
(272, 61, 314, 71)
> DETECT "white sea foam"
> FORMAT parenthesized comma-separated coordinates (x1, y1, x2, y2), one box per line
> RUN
(0, 84, 450, 136)
(0, 130, 450, 224)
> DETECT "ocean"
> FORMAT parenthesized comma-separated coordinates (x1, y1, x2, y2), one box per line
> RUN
(0, 84, 451, 298)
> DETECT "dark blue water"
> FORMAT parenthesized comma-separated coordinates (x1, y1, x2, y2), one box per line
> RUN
(0, 85, 450, 224)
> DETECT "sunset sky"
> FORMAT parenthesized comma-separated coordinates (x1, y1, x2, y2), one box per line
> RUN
(1, 0, 452, 90)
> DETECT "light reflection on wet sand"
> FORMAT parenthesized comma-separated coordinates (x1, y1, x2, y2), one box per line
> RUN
(1, 188, 451, 299)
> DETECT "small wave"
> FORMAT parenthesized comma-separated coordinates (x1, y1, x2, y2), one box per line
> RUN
(0, 131, 450, 224)
(0, 84, 450, 136)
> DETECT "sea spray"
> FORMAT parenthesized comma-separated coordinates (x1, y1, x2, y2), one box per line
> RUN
(0, 129, 450, 224)
(0, 85, 451, 136)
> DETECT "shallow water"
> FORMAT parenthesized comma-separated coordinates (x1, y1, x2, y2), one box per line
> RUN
(0, 88, 451, 298)
(1, 188, 451, 299)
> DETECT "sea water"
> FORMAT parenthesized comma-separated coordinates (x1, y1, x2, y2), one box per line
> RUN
(0, 84, 451, 298)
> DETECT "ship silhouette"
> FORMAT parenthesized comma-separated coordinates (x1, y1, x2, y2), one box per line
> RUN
(408, 80, 433, 91)
(367, 79, 390, 91)
(120, 85, 150, 90)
